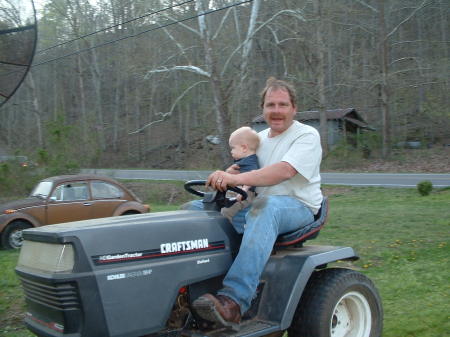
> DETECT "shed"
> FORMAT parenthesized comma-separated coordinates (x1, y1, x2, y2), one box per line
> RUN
(251, 108, 374, 147)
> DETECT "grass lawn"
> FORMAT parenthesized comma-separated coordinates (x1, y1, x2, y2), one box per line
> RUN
(317, 186, 450, 337)
(0, 186, 449, 337)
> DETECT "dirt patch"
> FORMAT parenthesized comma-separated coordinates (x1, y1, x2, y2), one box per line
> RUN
(0, 296, 26, 332)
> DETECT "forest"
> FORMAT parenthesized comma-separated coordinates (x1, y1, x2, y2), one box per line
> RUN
(1, 0, 449, 170)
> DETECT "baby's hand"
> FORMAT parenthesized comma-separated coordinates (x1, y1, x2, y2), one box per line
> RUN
(236, 185, 250, 201)
(226, 164, 240, 174)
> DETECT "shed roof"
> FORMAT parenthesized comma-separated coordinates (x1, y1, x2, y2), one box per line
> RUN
(252, 108, 374, 130)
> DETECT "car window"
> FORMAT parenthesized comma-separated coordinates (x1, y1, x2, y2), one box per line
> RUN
(91, 181, 123, 199)
(51, 182, 89, 201)
(31, 181, 53, 198)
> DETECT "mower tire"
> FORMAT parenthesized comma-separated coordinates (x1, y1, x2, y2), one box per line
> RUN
(288, 268, 383, 337)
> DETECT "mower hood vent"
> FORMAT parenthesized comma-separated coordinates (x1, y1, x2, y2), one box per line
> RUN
(19, 277, 80, 310)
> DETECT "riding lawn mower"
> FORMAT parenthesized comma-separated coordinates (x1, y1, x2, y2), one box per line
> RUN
(15, 180, 383, 337)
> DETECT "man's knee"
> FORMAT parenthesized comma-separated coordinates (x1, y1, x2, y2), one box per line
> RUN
(248, 196, 269, 217)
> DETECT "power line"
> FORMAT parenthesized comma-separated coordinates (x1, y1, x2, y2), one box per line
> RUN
(32, 0, 253, 68)
(36, 0, 196, 54)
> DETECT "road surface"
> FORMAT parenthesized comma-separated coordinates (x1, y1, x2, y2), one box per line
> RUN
(81, 169, 450, 188)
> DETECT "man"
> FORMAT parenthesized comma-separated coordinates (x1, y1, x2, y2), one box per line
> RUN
(192, 77, 323, 327)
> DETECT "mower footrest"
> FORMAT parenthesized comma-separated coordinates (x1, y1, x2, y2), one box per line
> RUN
(200, 320, 280, 337)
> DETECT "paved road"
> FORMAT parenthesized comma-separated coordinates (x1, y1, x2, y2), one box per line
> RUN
(81, 169, 450, 188)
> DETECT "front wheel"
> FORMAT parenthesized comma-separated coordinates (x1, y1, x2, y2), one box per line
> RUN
(288, 268, 383, 337)
(1, 221, 31, 249)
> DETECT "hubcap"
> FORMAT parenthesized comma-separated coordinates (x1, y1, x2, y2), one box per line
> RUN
(10, 229, 24, 248)
(330, 291, 371, 337)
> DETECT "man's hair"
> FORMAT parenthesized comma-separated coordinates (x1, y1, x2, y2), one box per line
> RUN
(230, 126, 260, 152)
(259, 77, 297, 108)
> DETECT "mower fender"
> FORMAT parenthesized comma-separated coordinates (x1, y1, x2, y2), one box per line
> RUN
(257, 245, 358, 330)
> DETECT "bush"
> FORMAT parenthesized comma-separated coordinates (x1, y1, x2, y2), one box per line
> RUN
(0, 162, 42, 198)
(417, 180, 433, 196)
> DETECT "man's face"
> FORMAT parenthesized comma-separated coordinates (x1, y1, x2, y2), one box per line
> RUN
(262, 88, 296, 137)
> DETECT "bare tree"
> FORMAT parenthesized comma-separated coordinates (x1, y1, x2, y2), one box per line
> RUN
(3, 0, 448, 169)
(313, 0, 329, 156)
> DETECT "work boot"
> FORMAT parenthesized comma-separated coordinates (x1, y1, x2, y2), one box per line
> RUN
(193, 293, 241, 330)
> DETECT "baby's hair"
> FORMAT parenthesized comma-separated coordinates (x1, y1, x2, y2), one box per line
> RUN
(230, 126, 260, 152)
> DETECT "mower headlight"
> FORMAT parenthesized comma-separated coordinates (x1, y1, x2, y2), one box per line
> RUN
(18, 241, 74, 273)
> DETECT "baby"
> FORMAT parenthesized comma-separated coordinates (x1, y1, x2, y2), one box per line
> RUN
(221, 126, 260, 221)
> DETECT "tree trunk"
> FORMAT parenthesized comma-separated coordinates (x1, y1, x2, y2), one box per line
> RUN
(439, 0, 450, 107)
(314, 0, 329, 156)
(88, 48, 106, 151)
(235, 0, 261, 125)
(378, 0, 391, 158)
(197, 0, 232, 166)
(75, 41, 88, 143)
(25, 72, 43, 148)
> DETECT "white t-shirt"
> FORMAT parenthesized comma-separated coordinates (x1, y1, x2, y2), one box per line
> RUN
(256, 121, 323, 214)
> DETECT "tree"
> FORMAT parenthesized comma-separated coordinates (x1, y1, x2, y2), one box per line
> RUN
(1, 0, 448, 169)
(143, 0, 264, 166)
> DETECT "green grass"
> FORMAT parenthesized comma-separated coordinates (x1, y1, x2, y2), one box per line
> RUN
(0, 186, 449, 336)
(0, 250, 32, 337)
(317, 186, 450, 337)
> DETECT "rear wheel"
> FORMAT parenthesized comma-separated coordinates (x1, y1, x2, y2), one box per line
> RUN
(1, 221, 31, 249)
(121, 211, 140, 215)
(288, 268, 383, 337)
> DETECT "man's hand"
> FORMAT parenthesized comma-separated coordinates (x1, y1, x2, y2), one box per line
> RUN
(206, 170, 239, 192)
(207, 162, 298, 192)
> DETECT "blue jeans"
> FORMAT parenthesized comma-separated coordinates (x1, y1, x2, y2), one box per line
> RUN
(185, 195, 314, 313)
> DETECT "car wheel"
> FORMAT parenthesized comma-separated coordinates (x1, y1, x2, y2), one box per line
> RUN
(1, 221, 31, 249)
(120, 211, 140, 215)
(288, 268, 383, 337)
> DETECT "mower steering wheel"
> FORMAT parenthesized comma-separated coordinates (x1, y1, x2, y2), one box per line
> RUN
(184, 180, 247, 204)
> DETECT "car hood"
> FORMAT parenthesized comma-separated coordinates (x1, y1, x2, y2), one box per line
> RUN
(0, 197, 46, 213)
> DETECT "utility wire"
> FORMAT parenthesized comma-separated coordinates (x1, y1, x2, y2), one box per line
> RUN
(36, 0, 195, 54)
(32, 0, 253, 68)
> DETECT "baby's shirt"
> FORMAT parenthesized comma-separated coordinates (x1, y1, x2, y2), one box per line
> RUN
(235, 154, 259, 173)
(235, 154, 259, 192)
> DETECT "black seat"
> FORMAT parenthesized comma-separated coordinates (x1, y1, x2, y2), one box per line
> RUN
(275, 197, 329, 248)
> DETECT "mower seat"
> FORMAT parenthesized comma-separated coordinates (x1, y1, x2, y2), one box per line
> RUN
(275, 197, 329, 248)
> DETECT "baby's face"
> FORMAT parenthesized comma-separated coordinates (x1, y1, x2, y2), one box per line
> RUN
(229, 138, 247, 160)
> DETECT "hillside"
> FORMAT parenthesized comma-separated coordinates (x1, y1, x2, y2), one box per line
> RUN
(322, 145, 450, 173)
(143, 140, 450, 173)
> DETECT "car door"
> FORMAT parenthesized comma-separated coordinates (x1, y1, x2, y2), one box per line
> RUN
(46, 181, 92, 224)
(88, 180, 126, 218)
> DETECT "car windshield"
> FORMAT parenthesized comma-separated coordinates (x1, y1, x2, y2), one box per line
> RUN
(30, 181, 53, 198)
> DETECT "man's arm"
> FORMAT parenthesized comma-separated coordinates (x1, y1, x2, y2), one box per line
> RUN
(207, 162, 297, 191)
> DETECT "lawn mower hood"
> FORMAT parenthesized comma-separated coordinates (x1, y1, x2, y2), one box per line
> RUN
(15, 210, 241, 337)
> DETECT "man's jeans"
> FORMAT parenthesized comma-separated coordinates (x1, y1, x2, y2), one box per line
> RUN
(185, 195, 314, 314)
